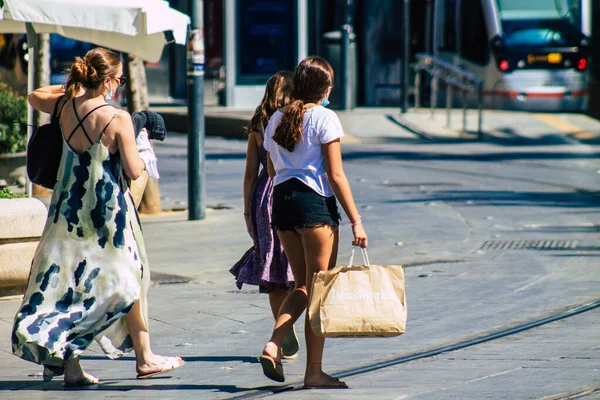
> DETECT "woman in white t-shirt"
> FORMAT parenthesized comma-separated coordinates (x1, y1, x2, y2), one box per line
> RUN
(259, 56, 367, 389)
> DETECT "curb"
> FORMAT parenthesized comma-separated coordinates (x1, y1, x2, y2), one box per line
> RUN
(158, 109, 252, 140)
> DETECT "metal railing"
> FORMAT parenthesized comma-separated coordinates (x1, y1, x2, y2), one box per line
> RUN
(412, 53, 484, 138)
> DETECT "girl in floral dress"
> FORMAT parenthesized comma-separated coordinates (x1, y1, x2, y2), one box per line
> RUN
(230, 71, 299, 358)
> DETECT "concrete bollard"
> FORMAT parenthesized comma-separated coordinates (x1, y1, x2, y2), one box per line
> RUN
(0, 197, 47, 297)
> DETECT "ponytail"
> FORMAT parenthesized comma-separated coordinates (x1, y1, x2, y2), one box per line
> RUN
(273, 100, 305, 152)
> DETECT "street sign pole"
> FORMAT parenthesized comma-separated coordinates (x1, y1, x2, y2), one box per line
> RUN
(25, 22, 36, 197)
(341, 0, 353, 110)
(401, 0, 411, 114)
(187, 0, 206, 220)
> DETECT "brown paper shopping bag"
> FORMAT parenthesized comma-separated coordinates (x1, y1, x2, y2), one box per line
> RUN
(308, 248, 407, 338)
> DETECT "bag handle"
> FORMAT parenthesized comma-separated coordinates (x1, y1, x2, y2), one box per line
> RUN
(348, 246, 370, 266)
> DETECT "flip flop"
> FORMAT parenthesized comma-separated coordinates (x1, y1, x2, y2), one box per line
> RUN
(303, 377, 348, 389)
(281, 326, 300, 359)
(259, 355, 285, 382)
(63, 373, 100, 387)
(136, 356, 185, 379)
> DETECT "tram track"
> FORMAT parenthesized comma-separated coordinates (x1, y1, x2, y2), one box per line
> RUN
(227, 299, 600, 399)
(212, 144, 600, 399)
(224, 156, 600, 399)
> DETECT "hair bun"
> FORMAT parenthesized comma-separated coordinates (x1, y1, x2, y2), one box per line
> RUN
(70, 57, 98, 85)
(70, 57, 88, 82)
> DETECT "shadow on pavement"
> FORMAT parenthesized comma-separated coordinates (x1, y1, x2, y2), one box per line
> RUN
(0, 380, 265, 393)
(520, 225, 600, 233)
(553, 254, 600, 257)
(384, 190, 599, 208)
(80, 355, 259, 364)
(343, 150, 600, 162)
(386, 114, 600, 146)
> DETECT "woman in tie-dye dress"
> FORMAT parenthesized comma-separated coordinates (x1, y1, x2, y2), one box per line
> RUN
(12, 48, 184, 387)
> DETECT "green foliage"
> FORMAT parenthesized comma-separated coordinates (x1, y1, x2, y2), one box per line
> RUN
(0, 187, 27, 199)
(0, 1, 4, 9)
(0, 83, 28, 154)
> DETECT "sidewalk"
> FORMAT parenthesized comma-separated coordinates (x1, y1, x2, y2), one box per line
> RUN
(1, 106, 599, 399)
(150, 104, 600, 145)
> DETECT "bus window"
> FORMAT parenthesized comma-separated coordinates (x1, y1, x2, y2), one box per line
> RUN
(497, 0, 584, 48)
(460, 0, 489, 65)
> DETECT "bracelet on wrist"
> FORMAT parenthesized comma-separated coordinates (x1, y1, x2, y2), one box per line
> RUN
(350, 220, 362, 227)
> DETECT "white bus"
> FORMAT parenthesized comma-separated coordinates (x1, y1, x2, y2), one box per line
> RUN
(433, 0, 590, 111)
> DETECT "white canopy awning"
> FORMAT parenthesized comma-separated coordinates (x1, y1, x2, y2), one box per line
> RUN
(0, 0, 190, 62)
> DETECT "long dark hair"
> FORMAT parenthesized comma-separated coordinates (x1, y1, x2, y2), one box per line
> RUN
(65, 48, 121, 100)
(273, 56, 334, 152)
(246, 71, 294, 134)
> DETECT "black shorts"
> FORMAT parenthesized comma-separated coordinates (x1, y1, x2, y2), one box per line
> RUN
(271, 178, 340, 231)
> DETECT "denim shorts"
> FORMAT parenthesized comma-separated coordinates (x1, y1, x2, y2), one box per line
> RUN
(271, 178, 341, 231)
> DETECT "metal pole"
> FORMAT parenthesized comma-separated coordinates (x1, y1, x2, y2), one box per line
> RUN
(477, 82, 483, 139)
(187, 1, 206, 220)
(401, 0, 411, 113)
(462, 88, 468, 134)
(430, 75, 436, 118)
(424, 0, 433, 54)
(341, 0, 353, 110)
(25, 23, 36, 198)
(414, 69, 421, 110)
(446, 82, 452, 127)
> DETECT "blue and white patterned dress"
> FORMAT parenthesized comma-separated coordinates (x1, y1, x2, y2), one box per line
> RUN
(11, 129, 150, 368)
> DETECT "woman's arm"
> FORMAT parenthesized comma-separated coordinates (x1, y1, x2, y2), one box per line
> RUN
(323, 139, 368, 248)
(243, 133, 261, 237)
(114, 112, 146, 180)
(27, 85, 66, 114)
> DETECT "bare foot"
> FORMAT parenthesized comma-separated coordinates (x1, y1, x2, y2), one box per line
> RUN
(260, 342, 285, 382)
(304, 372, 348, 389)
(64, 371, 99, 387)
(63, 357, 99, 386)
(262, 341, 280, 360)
(136, 354, 184, 377)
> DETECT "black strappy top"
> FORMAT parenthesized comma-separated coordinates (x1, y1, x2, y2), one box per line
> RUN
(60, 99, 119, 153)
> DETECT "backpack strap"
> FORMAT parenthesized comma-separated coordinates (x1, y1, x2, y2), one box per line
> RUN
(52, 95, 67, 120)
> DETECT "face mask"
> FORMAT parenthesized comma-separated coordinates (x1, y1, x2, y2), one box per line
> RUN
(321, 98, 330, 108)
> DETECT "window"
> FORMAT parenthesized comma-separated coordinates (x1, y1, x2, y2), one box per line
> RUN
(498, 0, 584, 48)
(439, 0, 457, 51)
(459, 0, 490, 65)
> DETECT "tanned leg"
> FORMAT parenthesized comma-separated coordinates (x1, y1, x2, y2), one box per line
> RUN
(262, 230, 307, 361)
(125, 300, 183, 376)
(299, 225, 341, 387)
(268, 290, 288, 320)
